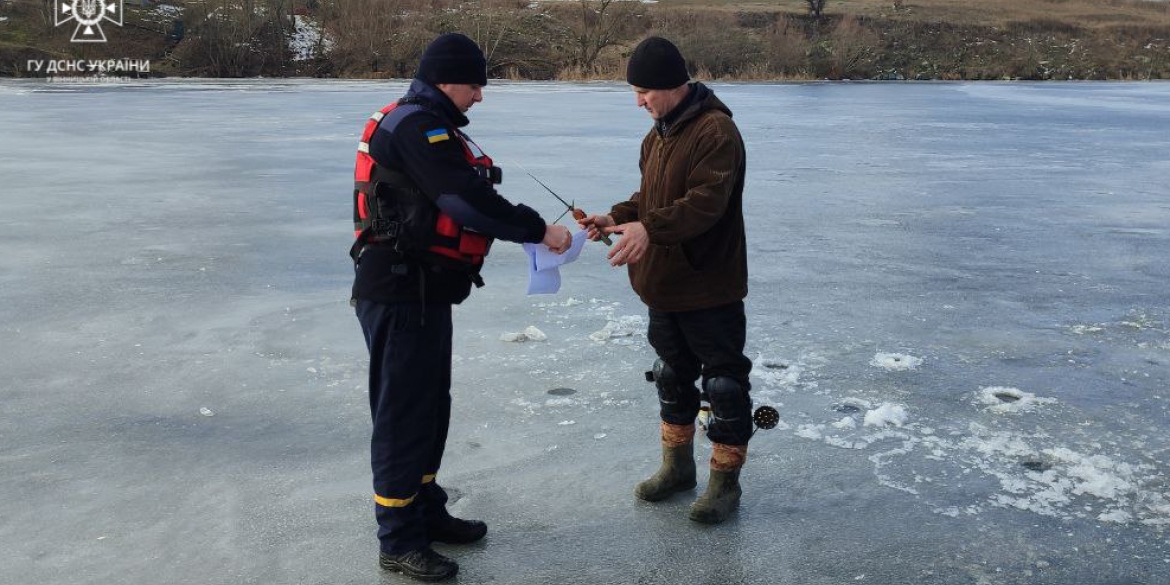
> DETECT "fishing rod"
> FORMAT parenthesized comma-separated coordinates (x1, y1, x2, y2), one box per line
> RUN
(512, 161, 613, 246)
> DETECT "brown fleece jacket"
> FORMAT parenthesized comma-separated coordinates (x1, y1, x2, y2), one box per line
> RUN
(610, 83, 748, 312)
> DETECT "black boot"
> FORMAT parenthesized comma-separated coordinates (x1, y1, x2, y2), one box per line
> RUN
(689, 469, 742, 524)
(379, 547, 458, 582)
(428, 515, 487, 544)
(635, 443, 697, 502)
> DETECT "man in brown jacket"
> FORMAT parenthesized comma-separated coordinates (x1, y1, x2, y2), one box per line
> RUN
(579, 36, 751, 524)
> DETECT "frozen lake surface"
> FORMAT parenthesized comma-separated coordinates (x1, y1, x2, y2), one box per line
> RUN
(1, 79, 1169, 584)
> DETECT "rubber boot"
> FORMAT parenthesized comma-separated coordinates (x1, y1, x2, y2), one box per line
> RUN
(635, 423, 697, 501)
(689, 443, 747, 524)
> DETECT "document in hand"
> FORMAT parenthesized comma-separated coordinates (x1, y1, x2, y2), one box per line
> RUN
(521, 230, 587, 295)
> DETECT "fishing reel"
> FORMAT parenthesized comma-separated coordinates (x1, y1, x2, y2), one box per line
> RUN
(753, 405, 780, 433)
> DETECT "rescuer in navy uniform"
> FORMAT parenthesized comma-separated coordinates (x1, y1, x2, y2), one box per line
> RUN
(351, 33, 572, 581)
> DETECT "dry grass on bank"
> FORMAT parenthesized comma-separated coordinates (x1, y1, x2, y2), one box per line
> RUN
(3, 0, 1170, 80)
(681, 0, 1170, 28)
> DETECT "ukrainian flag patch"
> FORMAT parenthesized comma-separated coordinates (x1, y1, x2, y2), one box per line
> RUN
(426, 128, 450, 144)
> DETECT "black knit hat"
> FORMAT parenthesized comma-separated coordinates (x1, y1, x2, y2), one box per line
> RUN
(626, 36, 689, 89)
(416, 33, 488, 86)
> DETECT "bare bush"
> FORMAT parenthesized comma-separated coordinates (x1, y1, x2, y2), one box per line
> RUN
(318, 0, 432, 78)
(765, 16, 812, 77)
(563, 0, 645, 70)
(176, 0, 292, 77)
(437, 0, 556, 78)
(828, 16, 879, 78)
(808, 15, 879, 78)
(651, 9, 765, 79)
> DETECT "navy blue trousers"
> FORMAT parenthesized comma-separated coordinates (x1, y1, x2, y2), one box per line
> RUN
(647, 300, 754, 445)
(356, 300, 455, 555)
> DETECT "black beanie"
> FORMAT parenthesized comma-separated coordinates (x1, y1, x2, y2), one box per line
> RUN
(626, 36, 689, 89)
(416, 33, 488, 86)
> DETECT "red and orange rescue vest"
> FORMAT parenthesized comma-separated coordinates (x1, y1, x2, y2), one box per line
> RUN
(352, 102, 493, 268)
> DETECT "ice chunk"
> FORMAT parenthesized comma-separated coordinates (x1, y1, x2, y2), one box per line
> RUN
(796, 424, 825, 440)
(864, 403, 908, 427)
(589, 315, 645, 342)
(1098, 509, 1132, 523)
(832, 416, 857, 429)
(499, 326, 547, 342)
(977, 386, 1057, 414)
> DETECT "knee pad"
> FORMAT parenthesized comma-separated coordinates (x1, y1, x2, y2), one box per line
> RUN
(651, 359, 699, 410)
(653, 359, 683, 401)
(705, 376, 750, 416)
(651, 359, 677, 387)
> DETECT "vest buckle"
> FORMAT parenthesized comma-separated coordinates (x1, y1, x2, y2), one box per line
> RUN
(371, 218, 400, 237)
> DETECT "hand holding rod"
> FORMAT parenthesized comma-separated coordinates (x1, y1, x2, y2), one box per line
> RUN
(525, 172, 613, 246)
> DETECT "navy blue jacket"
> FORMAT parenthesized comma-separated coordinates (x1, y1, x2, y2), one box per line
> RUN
(352, 80, 546, 304)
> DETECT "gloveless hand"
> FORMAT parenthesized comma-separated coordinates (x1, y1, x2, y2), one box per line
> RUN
(604, 221, 648, 266)
(576, 214, 614, 242)
(542, 224, 572, 254)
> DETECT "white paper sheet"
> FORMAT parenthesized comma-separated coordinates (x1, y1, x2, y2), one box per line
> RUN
(521, 230, 587, 295)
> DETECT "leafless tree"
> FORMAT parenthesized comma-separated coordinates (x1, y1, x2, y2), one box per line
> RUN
(182, 0, 290, 76)
(566, 0, 642, 71)
(447, 0, 529, 68)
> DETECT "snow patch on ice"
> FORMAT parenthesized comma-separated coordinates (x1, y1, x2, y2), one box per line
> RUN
(976, 386, 1057, 414)
(534, 296, 584, 308)
(834, 397, 873, 412)
(588, 315, 644, 343)
(832, 416, 857, 429)
(870, 352, 923, 371)
(864, 403, 908, 427)
(750, 352, 828, 400)
(500, 326, 547, 342)
(1097, 509, 1132, 523)
(752, 355, 802, 388)
(782, 386, 1169, 526)
(796, 424, 825, 440)
(1120, 313, 1159, 330)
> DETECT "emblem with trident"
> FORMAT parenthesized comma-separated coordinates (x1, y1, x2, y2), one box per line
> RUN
(55, 0, 124, 43)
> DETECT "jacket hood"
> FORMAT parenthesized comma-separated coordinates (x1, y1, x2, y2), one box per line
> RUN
(658, 82, 732, 137)
(404, 78, 470, 128)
